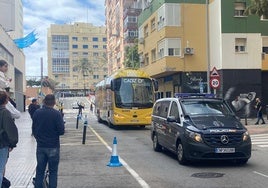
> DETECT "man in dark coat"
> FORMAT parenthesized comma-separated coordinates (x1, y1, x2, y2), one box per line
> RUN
(28, 98, 40, 119)
(32, 94, 64, 188)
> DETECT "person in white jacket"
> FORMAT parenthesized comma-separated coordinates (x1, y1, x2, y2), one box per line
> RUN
(0, 59, 20, 119)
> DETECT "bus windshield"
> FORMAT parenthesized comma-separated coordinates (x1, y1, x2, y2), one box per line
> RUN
(114, 77, 154, 108)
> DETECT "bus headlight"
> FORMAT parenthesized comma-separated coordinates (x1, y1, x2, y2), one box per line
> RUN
(186, 130, 203, 143)
(243, 131, 250, 141)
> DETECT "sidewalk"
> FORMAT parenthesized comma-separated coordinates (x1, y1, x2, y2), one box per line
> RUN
(240, 118, 268, 134)
(4, 112, 268, 187)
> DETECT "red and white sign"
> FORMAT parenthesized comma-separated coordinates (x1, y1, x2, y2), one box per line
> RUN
(210, 77, 220, 89)
(210, 67, 220, 77)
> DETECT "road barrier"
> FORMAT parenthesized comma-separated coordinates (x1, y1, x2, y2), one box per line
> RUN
(107, 137, 122, 167)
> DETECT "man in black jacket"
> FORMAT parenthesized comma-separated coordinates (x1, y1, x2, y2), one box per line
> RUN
(32, 94, 65, 188)
(0, 91, 18, 185)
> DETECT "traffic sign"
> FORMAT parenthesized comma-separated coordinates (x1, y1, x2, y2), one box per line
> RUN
(210, 67, 220, 77)
(210, 77, 220, 89)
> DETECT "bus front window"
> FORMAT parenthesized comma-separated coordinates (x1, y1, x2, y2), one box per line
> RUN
(114, 78, 154, 108)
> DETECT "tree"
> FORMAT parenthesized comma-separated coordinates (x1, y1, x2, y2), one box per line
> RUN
(73, 58, 93, 95)
(26, 78, 41, 87)
(41, 76, 58, 92)
(124, 43, 140, 69)
(244, 0, 268, 18)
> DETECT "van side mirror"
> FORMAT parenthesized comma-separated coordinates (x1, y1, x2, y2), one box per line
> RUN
(167, 116, 180, 123)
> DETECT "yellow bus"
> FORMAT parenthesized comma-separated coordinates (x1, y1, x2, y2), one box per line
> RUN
(95, 68, 158, 128)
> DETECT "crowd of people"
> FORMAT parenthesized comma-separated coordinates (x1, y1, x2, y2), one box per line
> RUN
(0, 59, 65, 188)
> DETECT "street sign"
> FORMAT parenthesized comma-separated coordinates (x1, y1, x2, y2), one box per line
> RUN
(210, 67, 220, 77)
(210, 77, 220, 89)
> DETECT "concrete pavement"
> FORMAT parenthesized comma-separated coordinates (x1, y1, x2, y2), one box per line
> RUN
(4, 111, 268, 188)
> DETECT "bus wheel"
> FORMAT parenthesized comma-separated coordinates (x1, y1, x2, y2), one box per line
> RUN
(108, 121, 113, 128)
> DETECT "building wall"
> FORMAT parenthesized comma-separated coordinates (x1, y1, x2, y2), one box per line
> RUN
(47, 23, 107, 94)
(0, 26, 25, 111)
(0, 0, 23, 39)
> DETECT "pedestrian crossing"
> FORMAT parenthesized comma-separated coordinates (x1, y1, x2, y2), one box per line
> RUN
(251, 134, 268, 148)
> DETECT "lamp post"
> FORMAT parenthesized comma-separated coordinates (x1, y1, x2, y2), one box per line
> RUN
(206, 0, 211, 94)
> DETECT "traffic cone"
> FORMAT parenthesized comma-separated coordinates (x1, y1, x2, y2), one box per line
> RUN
(107, 137, 122, 167)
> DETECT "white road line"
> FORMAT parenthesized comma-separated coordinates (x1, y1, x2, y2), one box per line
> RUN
(258, 145, 268, 148)
(251, 134, 268, 137)
(88, 126, 150, 188)
(253, 171, 268, 178)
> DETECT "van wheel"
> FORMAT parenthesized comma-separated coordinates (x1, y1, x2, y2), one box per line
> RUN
(153, 134, 162, 152)
(177, 142, 188, 165)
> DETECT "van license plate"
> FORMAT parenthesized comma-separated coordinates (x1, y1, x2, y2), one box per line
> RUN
(215, 148, 235, 153)
(131, 119, 139, 122)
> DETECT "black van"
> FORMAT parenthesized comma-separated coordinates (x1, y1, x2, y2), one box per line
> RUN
(151, 93, 251, 165)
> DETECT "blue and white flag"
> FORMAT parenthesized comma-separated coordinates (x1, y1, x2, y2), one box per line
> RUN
(13, 30, 38, 48)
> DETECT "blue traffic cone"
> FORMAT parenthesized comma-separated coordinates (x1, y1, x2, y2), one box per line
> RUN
(107, 137, 122, 167)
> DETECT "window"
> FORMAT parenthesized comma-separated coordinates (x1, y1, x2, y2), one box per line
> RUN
(144, 53, 149, 66)
(166, 91, 172, 98)
(151, 49, 156, 62)
(103, 45, 107, 49)
(93, 75, 99, 79)
(72, 37, 78, 41)
(144, 25, 149, 37)
(168, 48, 180, 56)
(234, 2, 246, 17)
(93, 45, 98, 49)
(82, 37, 88, 41)
(151, 18, 156, 31)
(103, 37, 107, 42)
(72, 44, 78, 49)
(128, 16, 137, 23)
(83, 45, 88, 49)
(158, 48, 164, 58)
(92, 37, 98, 42)
(235, 38, 247, 52)
(170, 102, 179, 120)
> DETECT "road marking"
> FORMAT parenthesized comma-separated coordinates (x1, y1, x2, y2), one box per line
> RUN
(251, 134, 268, 147)
(253, 171, 268, 178)
(88, 126, 150, 188)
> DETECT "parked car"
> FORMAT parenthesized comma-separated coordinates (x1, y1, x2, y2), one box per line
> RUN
(151, 93, 251, 165)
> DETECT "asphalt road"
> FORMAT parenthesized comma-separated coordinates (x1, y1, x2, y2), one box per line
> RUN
(56, 97, 268, 188)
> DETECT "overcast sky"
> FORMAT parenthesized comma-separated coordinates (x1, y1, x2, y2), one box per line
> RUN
(22, 0, 105, 78)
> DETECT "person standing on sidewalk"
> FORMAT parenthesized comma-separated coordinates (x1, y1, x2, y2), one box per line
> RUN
(0, 60, 20, 119)
(28, 99, 40, 120)
(254, 97, 266, 125)
(32, 94, 65, 188)
(0, 91, 18, 185)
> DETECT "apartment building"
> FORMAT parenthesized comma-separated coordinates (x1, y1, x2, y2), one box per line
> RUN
(105, 0, 141, 75)
(137, 0, 268, 108)
(0, 0, 25, 111)
(47, 23, 107, 95)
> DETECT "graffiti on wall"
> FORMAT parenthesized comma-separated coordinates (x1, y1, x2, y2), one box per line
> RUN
(224, 87, 256, 118)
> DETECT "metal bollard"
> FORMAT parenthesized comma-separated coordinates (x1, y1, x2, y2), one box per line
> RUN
(76, 114, 80, 129)
(82, 115, 88, 144)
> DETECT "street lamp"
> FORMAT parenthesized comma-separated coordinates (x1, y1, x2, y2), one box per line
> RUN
(206, 0, 211, 94)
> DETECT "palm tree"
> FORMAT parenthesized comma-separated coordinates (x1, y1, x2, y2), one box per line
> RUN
(124, 44, 139, 69)
(73, 58, 93, 96)
(244, 0, 268, 19)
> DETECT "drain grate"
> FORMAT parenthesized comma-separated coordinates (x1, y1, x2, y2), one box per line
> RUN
(191, 172, 225, 178)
